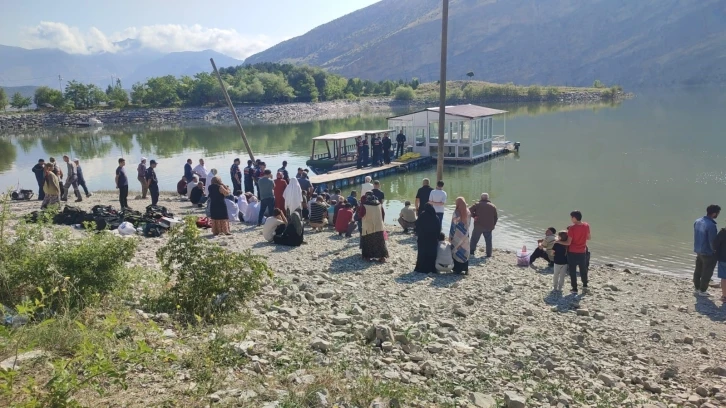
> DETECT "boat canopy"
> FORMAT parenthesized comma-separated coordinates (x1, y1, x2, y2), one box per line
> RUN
(312, 129, 392, 141)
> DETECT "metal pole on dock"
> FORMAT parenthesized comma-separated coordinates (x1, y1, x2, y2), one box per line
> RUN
(436, 0, 449, 182)
(210, 58, 256, 163)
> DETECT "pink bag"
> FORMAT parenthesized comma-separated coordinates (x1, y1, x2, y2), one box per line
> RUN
(383, 231, 389, 240)
(516, 245, 529, 266)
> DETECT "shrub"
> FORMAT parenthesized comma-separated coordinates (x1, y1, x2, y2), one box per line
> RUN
(0, 195, 137, 312)
(593, 79, 605, 88)
(155, 217, 272, 322)
(545, 87, 561, 99)
(527, 85, 542, 99)
(446, 88, 463, 103)
(393, 86, 415, 101)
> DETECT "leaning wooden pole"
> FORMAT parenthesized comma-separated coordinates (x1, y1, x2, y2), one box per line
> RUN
(210, 58, 255, 162)
(436, 0, 449, 182)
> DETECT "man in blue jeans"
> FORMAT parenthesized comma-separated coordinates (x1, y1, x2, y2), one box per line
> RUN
(693, 204, 720, 297)
(257, 169, 275, 226)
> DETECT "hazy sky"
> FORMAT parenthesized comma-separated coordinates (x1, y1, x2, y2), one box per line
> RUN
(0, 0, 380, 59)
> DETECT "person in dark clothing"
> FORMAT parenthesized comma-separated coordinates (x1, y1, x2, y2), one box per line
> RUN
(274, 209, 304, 247)
(361, 138, 370, 167)
(371, 135, 383, 166)
(382, 134, 392, 164)
(415, 203, 441, 273)
(395, 131, 407, 158)
(32, 159, 46, 201)
(230, 158, 242, 194)
(115, 158, 129, 209)
(208, 177, 231, 236)
(189, 182, 208, 206)
(243, 160, 255, 194)
(176, 177, 188, 195)
(713, 227, 726, 302)
(146, 160, 159, 206)
(184, 158, 194, 183)
(415, 178, 433, 216)
(356, 136, 364, 169)
(73, 158, 92, 197)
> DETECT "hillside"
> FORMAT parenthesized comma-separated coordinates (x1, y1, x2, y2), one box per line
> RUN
(0, 44, 243, 88)
(245, 0, 726, 87)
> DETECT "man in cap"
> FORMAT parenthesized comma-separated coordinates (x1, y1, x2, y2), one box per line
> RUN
(146, 160, 159, 206)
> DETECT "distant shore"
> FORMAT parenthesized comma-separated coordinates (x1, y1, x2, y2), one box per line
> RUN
(0, 90, 629, 131)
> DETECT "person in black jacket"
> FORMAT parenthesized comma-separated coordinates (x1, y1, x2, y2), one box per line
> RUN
(371, 135, 382, 166)
(382, 134, 392, 164)
(396, 130, 407, 158)
(714, 227, 726, 302)
(31, 159, 46, 200)
(146, 160, 160, 206)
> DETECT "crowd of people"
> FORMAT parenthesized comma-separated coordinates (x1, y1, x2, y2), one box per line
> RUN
(32, 156, 93, 209)
(353, 130, 407, 169)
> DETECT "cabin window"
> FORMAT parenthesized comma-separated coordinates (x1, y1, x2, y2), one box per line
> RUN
(461, 121, 470, 144)
(429, 122, 438, 144)
(429, 146, 438, 158)
(445, 146, 456, 157)
(473, 144, 483, 157)
(415, 128, 426, 146)
(449, 121, 458, 142)
(483, 141, 492, 153)
(458, 146, 471, 158)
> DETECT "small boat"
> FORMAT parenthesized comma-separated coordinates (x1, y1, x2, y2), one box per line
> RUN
(306, 129, 392, 174)
(74, 118, 103, 127)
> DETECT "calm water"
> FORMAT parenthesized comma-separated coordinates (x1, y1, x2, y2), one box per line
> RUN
(2, 88, 725, 277)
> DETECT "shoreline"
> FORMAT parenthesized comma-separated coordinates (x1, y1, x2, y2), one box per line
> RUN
(3, 191, 726, 407)
(0, 90, 628, 131)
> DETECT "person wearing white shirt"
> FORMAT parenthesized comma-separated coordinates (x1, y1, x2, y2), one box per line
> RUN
(262, 208, 287, 242)
(205, 168, 218, 195)
(236, 192, 249, 223)
(360, 176, 374, 197)
(428, 180, 447, 227)
(193, 159, 208, 185)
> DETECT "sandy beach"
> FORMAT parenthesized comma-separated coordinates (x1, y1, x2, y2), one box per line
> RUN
(4, 191, 726, 407)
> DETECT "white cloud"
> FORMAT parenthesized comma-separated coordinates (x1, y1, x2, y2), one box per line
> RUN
(21, 22, 275, 59)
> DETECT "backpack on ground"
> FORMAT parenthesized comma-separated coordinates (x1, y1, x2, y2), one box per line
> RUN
(11, 190, 34, 200)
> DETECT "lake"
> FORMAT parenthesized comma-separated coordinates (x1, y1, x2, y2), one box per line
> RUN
(2, 88, 725, 277)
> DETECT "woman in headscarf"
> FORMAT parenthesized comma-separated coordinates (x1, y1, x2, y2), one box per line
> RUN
(244, 193, 260, 225)
(283, 177, 303, 215)
(415, 203, 440, 273)
(450, 197, 471, 274)
(274, 209, 304, 247)
(360, 195, 388, 262)
(273, 172, 288, 212)
(208, 176, 231, 236)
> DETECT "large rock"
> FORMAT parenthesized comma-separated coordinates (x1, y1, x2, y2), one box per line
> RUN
(309, 338, 331, 352)
(468, 392, 496, 408)
(504, 391, 526, 408)
(0, 350, 47, 370)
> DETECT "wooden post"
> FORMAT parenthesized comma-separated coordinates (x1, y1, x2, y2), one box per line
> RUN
(436, 0, 449, 182)
(210, 58, 255, 162)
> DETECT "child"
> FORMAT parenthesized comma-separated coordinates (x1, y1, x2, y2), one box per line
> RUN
(552, 231, 569, 291)
(435, 232, 454, 273)
(398, 200, 417, 233)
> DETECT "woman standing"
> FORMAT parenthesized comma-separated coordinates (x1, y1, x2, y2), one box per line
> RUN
(208, 176, 231, 236)
(283, 177, 303, 215)
(359, 195, 389, 262)
(273, 172, 288, 212)
(415, 203, 440, 273)
(450, 197, 471, 274)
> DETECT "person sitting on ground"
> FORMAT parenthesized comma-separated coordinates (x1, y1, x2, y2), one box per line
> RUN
(274, 209, 304, 247)
(436, 233, 454, 273)
(176, 176, 188, 196)
(330, 188, 342, 204)
(361, 176, 374, 197)
(398, 200, 417, 233)
(244, 193, 261, 225)
(263, 208, 288, 242)
(333, 199, 346, 226)
(347, 190, 358, 208)
(190, 181, 208, 207)
(187, 176, 199, 201)
(552, 231, 569, 292)
(205, 168, 218, 195)
(335, 202, 356, 237)
(236, 191, 247, 223)
(309, 196, 329, 231)
(530, 227, 557, 267)
(328, 200, 337, 226)
(225, 194, 239, 223)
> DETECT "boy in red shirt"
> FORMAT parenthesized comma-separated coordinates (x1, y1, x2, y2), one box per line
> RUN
(558, 210, 591, 294)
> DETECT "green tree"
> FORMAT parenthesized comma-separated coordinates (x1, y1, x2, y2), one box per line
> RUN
(257, 72, 294, 102)
(130, 82, 147, 106)
(88, 84, 107, 107)
(467, 71, 475, 80)
(0, 88, 8, 111)
(323, 75, 348, 101)
(144, 76, 181, 107)
(188, 72, 222, 106)
(10, 92, 32, 109)
(34, 86, 64, 107)
(410, 77, 420, 90)
(107, 85, 129, 108)
(64, 80, 89, 109)
(394, 86, 415, 101)
(593, 79, 604, 88)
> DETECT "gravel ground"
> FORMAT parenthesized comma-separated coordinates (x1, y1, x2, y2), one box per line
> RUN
(7, 192, 726, 408)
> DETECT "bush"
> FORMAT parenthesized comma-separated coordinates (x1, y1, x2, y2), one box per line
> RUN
(0, 195, 137, 312)
(446, 88, 463, 103)
(155, 217, 272, 322)
(393, 86, 415, 101)
(527, 85, 542, 99)
(545, 87, 561, 99)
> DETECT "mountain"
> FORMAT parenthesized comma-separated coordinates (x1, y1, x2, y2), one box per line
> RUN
(0, 44, 244, 88)
(244, 0, 726, 87)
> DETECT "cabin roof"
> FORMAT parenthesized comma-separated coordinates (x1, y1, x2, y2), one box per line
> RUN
(388, 104, 507, 120)
(312, 129, 392, 141)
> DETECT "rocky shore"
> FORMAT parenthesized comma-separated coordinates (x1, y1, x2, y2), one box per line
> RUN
(0, 90, 626, 131)
(5, 192, 725, 407)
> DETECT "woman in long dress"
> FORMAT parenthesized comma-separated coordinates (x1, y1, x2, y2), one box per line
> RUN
(449, 197, 471, 274)
(274, 209, 304, 247)
(208, 176, 231, 236)
(415, 203, 440, 273)
(359, 196, 389, 262)
(273, 172, 288, 212)
(283, 177, 303, 215)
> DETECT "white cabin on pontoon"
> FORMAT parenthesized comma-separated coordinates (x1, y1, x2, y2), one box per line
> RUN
(387, 104, 509, 162)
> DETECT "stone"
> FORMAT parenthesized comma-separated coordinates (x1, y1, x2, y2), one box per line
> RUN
(350, 305, 364, 315)
(381, 341, 393, 352)
(576, 308, 590, 316)
(310, 338, 331, 352)
(468, 392, 496, 408)
(504, 391, 526, 408)
(453, 307, 468, 317)
(684, 336, 694, 345)
(662, 366, 678, 380)
(593, 312, 605, 321)
(644, 381, 662, 394)
(331, 314, 351, 325)
(696, 386, 709, 397)
(437, 318, 457, 328)
(162, 328, 177, 338)
(598, 373, 617, 387)
(383, 371, 400, 380)
(0, 350, 47, 370)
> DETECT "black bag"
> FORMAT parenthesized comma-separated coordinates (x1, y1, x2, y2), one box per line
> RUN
(146, 205, 173, 218)
(58, 205, 87, 225)
(143, 223, 165, 238)
(11, 190, 34, 200)
(91, 205, 117, 217)
(120, 209, 144, 226)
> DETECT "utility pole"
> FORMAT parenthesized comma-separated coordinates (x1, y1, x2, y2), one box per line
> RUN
(58, 75, 63, 93)
(436, 0, 449, 182)
(210, 58, 256, 162)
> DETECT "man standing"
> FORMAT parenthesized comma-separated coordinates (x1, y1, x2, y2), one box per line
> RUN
(115, 158, 129, 209)
(41, 163, 60, 209)
(469, 193, 498, 257)
(356, 136, 364, 169)
(257, 169, 275, 226)
(184, 159, 194, 184)
(396, 130, 407, 158)
(244, 160, 255, 194)
(277, 160, 289, 182)
(254, 162, 266, 198)
(428, 180, 447, 227)
(31, 159, 46, 201)
(62, 155, 82, 202)
(297, 169, 312, 198)
(361, 176, 374, 197)
(415, 178, 433, 216)
(137, 158, 148, 199)
(382, 134, 392, 164)
(73, 158, 92, 198)
(230, 158, 242, 193)
(371, 135, 383, 166)
(693, 205, 720, 297)
(557, 211, 591, 294)
(371, 180, 385, 204)
(193, 159, 208, 186)
(146, 160, 159, 206)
